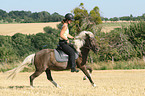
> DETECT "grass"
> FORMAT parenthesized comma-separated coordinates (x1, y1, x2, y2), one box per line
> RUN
(1, 58, 145, 72)
(0, 70, 145, 96)
(0, 62, 35, 72)
(88, 58, 145, 70)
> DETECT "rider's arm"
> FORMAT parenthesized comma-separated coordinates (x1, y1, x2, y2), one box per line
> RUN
(67, 34, 74, 39)
(60, 25, 68, 40)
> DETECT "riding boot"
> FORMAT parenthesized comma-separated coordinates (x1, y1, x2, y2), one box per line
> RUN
(71, 63, 79, 72)
(71, 68, 79, 72)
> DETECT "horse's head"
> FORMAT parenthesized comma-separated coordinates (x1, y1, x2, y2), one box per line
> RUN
(74, 31, 99, 53)
(84, 33, 99, 53)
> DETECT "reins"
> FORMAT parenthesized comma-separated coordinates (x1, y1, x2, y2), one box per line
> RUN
(73, 37, 93, 50)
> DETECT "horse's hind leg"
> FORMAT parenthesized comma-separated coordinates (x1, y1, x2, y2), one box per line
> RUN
(45, 68, 61, 88)
(30, 70, 44, 87)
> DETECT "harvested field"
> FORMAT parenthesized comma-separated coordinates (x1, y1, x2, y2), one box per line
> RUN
(0, 70, 145, 96)
(0, 21, 132, 36)
(0, 22, 60, 36)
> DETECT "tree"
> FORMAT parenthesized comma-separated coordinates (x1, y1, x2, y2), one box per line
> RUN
(119, 16, 130, 21)
(90, 6, 102, 24)
(8, 10, 31, 19)
(130, 14, 133, 21)
(40, 11, 50, 22)
(109, 17, 119, 21)
(50, 12, 63, 22)
(0, 9, 8, 18)
(15, 17, 21, 22)
(23, 16, 34, 23)
(103, 17, 109, 21)
(71, 3, 102, 33)
(6, 17, 13, 23)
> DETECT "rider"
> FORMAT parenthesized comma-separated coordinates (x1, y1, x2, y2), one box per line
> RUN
(59, 13, 79, 72)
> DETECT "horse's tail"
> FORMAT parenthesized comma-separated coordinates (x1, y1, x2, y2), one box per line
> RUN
(6, 53, 35, 79)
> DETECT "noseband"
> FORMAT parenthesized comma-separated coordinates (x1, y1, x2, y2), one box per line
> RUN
(85, 37, 95, 50)
(74, 36, 96, 52)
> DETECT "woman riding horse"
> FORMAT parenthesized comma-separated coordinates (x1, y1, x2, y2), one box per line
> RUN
(7, 14, 98, 87)
(59, 13, 79, 72)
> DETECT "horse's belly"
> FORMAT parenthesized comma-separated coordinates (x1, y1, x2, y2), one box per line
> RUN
(50, 62, 70, 71)
(50, 51, 70, 70)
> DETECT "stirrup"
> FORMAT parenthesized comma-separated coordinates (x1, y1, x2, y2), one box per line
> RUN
(71, 68, 79, 72)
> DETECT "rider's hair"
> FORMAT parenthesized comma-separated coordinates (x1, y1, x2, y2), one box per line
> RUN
(61, 18, 67, 24)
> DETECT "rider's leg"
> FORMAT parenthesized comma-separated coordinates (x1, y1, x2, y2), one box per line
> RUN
(59, 42, 79, 72)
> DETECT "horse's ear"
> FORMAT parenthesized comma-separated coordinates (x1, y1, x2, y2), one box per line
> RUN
(85, 33, 90, 38)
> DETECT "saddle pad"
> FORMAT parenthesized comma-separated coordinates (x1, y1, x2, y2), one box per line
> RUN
(54, 49, 78, 62)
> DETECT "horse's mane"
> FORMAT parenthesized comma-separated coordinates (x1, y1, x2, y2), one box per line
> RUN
(74, 31, 94, 52)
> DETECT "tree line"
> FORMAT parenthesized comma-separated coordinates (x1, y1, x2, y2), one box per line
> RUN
(102, 14, 145, 21)
(0, 8, 145, 23)
(0, 9, 64, 23)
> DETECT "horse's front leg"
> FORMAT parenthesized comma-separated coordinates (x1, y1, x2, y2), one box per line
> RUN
(83, 65, 92, 80)
(80, 65, 96, 87)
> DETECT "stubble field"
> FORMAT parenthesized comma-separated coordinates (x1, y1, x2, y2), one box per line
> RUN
(0, 21, 131, 36)
(0, 70, 145, 96)
(0, 22, 60, 36)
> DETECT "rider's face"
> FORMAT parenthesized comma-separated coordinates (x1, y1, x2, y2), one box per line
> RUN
(68, 20, 72, 24)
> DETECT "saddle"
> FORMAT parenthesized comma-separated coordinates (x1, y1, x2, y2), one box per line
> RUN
(54, 44, 79, 62)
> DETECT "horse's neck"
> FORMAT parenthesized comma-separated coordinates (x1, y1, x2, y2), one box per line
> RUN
(80, 47, 90, 65)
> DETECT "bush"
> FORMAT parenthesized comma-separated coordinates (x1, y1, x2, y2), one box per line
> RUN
(124, 21, 145, 57)
(91, 21, 145, 62)
(0, 35, 17, 62)
(11, 33, 34, 56)
(0, 26, 60, 64)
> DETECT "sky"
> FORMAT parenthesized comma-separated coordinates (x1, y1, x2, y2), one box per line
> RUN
(1, 0, 145, 18)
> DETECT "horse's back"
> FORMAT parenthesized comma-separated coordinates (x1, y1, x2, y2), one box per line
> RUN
(36, 49, 53, 55)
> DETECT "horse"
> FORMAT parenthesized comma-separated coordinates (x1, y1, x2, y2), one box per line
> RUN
(7, 31, 98, 87)
(7, 53, 92, 80)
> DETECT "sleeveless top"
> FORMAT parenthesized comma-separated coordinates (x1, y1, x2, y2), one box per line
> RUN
(60, 24, 69, 40)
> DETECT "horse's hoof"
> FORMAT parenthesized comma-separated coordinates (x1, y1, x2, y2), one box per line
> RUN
(30, 86, 34, 88)
(83, 76, 87, 80)
(56, 85, 61, 88)
(92, 84, 97, 87)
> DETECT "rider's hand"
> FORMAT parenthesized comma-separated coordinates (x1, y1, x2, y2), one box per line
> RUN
(67, 40, 69, 43)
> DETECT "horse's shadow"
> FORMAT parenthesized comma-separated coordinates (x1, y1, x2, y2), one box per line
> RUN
(0, 85, 55, 89)
(0, 86, 31, 89)
(8, 86, 29, 89)
(8, 86, 52, 89)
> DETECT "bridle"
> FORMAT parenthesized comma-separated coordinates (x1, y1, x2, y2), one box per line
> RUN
(75, 37, 95, 51)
